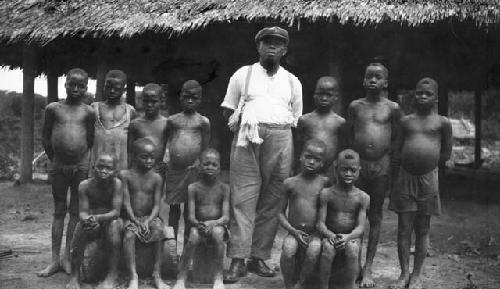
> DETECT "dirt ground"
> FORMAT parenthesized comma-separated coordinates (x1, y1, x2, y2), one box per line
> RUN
(1, 181, 500, 289)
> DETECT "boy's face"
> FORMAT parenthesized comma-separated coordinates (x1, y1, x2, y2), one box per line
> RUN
(200, 153, 220, 178)
(135, 144, 156, 170)
(257, 37, 287, 64)
(336, 158, 360, 185)
(180, 88, 201, 112)
(300, 145, 325, 174)
(94, 156, 115, 180)
(363, 66, 387, 94)
(415, 83, 437, 110)
(314, 80, 338, 110)
(65, 73, 88, 101)
(142, 89, 161, 116)
(104, 77, 126, 101)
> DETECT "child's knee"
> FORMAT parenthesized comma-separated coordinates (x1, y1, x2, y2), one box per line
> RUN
(321, 239, 336, 257)
(124, 230, 136, 242)
(307, 237, 322, 255)
(108, 220, 123, 243)
(345, 241, 360, 259)
(282, 235, 298, 257)
(188, 228, 201, 245)
(211, 226, 226, 243)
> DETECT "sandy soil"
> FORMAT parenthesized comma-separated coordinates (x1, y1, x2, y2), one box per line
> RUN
(1, 181, 499, 289)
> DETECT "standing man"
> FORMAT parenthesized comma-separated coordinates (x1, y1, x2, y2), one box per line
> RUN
(221, 27, 302, 282)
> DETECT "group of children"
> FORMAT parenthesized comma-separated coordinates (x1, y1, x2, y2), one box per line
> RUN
(37, 61, 451, 289)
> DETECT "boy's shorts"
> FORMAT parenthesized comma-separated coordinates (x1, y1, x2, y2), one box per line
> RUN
(359, 154, 390, 182)
(197, 225, 231, 242)
(389, 167, 441, 216)
(164, 166, 199, 204)
(125, 217, 169, 243)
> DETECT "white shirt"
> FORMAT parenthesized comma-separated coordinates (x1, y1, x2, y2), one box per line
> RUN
(221, 62, 303, 126)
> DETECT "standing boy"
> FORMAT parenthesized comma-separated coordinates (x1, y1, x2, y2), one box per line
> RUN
(295, 76, 345, 181)
(388, 78, 452, 289)
(317, 149, 370, 289)
(121, 138, 169, 289)
(90, 70, 137, 175)
(66, 154, 123, 289)
(279, 140, 329, 289)
(165, 80, 211, 240)
(39, 68, 95, 277)
(346, 63, 401, 288)
(173, 149, 230, 289)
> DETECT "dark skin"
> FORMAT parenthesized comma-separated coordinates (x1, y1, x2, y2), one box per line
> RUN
(96, 76, 137, 129)
(66, 155, 123, 289)
(389, 81, 452, 289)
(38, 72, 95, 277)
(279, 144, 329, 289)
(317, 157, 370, 289)
(346, 65, 401, 288)
(121, 143, 167, 289)
(174, 152, 229, 289)
(295, 78, 346, 176)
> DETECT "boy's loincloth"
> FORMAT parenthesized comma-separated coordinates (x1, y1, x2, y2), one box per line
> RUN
(198, 225, 231, 242)
(79, 219, 111, 239)
(324, 237, 361, 253)
(389, 167, 441, 216)
(125, 217, 169, 243)
(164, 166, 199, 204)
(359, 153, 390, 182)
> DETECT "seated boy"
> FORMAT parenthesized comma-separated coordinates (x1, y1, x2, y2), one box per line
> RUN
(173, 148, 230, 289)
(388, 78, 452, 289)
(295, 77, 346, 182)
(66, 154, 123, 289)
(317, 149, 370, 289)
(279, 139, 329, 289)
(121, 138, 169, 289)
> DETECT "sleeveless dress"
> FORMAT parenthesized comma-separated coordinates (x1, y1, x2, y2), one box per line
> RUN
(89, 102, 133, 176)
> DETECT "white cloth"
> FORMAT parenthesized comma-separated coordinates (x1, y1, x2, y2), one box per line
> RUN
(221, 63, 303, 127)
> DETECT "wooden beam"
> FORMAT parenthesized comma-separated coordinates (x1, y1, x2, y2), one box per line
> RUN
(20, 45, 38, 183)
(474, 90, 482, 168)
(438, 85, 449, 117)
(126, 79, 136, 106)
(47, 71, 58, 103)
(95, 62, 106, 101)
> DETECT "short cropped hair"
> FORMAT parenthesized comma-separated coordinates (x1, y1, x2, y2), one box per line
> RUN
(366, 62, 389, 79)
(67, 68, 88, 81)
(143, 83, 163, 95)
(303, 139, 327, 157)
(95, 153, 117, 168)
(337, 149, 360, 165)
(316, 76, 339, 88)
(182, 80, 202, 93)
(105, 70, 127, 83)
(200, 148, 221, 161)
(132, 137, 156, 155)
(416, 77, 438, 94)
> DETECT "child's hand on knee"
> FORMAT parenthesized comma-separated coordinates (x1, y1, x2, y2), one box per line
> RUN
(293, 230, 310, 248)
(83, 215, 99, 231)
(334, 234, 349, 250)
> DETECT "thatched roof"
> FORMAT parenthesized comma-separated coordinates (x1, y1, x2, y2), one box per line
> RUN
(1, 0, 499, 45)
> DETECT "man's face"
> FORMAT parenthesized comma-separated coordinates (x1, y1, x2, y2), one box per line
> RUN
(104, 77, 125, 101)
(65, 73, 88, 101)
(142, 90, 161, 117)
(180, 88, 201, 112)
(363, 66, 388, 94)
(94, 156, 115, 180)
(415, 83, 437, 110)
(257, 37, 288, 64)
(200, 153, 220, 178)
(314, 81, 339, 110)
(135, 144, 156, 170)
(300, 145, 325, 174)
(336, 159, 360, 185)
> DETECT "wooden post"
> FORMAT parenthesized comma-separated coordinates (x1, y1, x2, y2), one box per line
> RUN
(47, 71, 58, 103)
(20, 45, 38, 183)
(474, 90, 482, 168)
(126, 79, 136, 106)
(95, 62, 106, 101)
(327, 22, 343, 115)
(438, 85, 449, 116)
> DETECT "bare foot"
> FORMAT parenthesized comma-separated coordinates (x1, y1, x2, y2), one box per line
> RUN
(127, 277, 139, 289)
(213, 279, 225, 289)
(153, 273, 170, 289)
(66, 278, 81, 289)
(173, 281, 186, 289)
(98, 275, 119, 289)
(408, 275, 424, 289)
(37, 261, 60, 277)
(359, 268, 375, 288)
(60, 256, 72, 275)
(388, 275, 410, 289)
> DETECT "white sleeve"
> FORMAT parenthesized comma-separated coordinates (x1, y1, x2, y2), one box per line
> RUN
(221, 67, 245, 110)
(290, 76, 303, 127)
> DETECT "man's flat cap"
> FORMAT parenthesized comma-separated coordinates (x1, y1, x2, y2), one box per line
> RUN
(255, 27, 289, 45)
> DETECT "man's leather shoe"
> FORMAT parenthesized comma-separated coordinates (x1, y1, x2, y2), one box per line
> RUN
(247, 257, 275, 277)
(223, 258, 247, 283)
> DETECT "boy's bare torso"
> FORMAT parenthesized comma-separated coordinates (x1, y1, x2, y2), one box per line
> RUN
(191, 181, 228, 222)
(82, 178, 117, 216)
(322, 185, 367, 234)
(122, 170, 159, 217)
(168, 113, 208, 169)
(48, 102, 93, 164)
(401, 113, 446, 175)
(129, 117, 168, 163)
(284, 175, 328, 232)
(350, 97, 397, 161)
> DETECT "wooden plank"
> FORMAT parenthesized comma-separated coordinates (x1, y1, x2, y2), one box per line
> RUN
(126, 79, 136, 106)
(474, 90, 482, 168)
(47, 71, 58, 103)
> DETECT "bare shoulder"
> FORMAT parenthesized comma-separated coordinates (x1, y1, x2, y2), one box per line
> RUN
(118, 169, 130, 180)
(348, 98, 364, 110)
(45, 101, 61, 112)
(440, 115, 451, 126)
(220, 182, 230, 193)
(79, 179, 90, 191)
(167, 112, 183, 122)
(355, 188, 370, 205)
(382, 97, 400, 110)
(152, 171, 162, 182)
(188, 181, 201, 192)
(197, 113, 210, 125)
(319, 186, 332, 201)
(113, 176, 122, 188)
